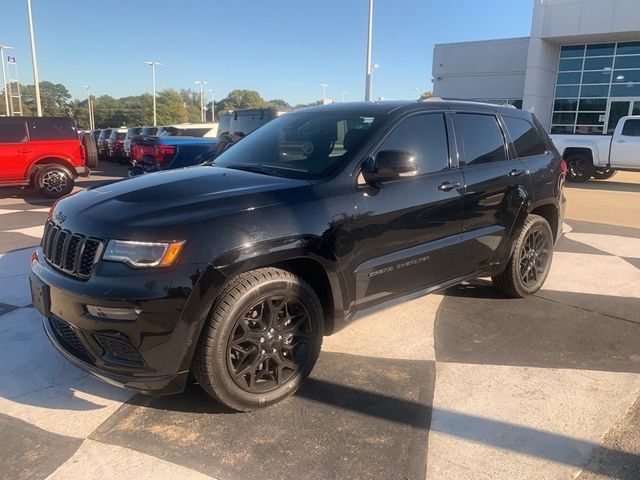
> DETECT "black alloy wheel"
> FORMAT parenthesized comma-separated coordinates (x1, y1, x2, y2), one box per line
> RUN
(227, 295, 313, 393)
(566, 154, 593, 183)
(492, 214, 554, 298)
(518, 225, 551, 288)
(192, 267, 323, 411)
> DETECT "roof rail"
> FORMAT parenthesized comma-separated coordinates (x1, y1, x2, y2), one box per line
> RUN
(421, 96, 517, 109)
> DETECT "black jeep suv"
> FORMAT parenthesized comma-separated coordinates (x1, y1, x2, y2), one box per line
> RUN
(30, 100, 566, 411)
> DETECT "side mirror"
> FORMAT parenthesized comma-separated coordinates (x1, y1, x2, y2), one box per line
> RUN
(362, 150, 417, 184)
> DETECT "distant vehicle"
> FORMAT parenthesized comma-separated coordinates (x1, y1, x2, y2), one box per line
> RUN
(550, 116, 640, 182)
(123, 127, 142, 159)
(33, 100, 565, 411)
(106, 128, 128, 162)
(129, 126, 159, 160)
(159, 123, 218, 138)
(129, 136, 218, 175)
(217, 107, 289, 137)
(96, 128, 112, 159)
(0, 116, 97, 198)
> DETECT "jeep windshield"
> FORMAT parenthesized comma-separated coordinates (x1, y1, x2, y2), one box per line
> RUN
(213, 111, 386, 179)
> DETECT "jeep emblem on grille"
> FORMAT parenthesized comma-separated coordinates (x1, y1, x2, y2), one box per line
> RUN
(54, 211, 66, 224)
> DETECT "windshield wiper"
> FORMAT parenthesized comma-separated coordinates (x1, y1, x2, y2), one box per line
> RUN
(224, 164, 283, 177)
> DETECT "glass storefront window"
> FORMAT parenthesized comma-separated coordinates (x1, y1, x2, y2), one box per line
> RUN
(580, 85, 610, 97)
(614, 55, 640, 69)
(560, 45, 585, 58)
(617, 41, 640, 56)
(553, 42, 640, 134)
(583, 57, 613, 70)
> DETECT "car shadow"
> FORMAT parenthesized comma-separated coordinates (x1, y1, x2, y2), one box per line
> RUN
(566, 179, 640, 193)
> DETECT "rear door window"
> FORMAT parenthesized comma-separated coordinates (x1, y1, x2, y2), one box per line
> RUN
(28, 119, 77, 140)
(0, 122, 28, 143)
(453, 113, 507, 166)
(503, 116, 547, 157)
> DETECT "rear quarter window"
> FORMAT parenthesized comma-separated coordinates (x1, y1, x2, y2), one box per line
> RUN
(28, 119, 78, 140)
(503, 116, 547, 157)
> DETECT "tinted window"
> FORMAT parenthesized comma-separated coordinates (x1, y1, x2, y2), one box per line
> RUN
(622, 119, 640, 136)
(0, 122, 28, 143)
(376, 113, 449, 175)
(454, 114, 507, 166)
(28, 119, 77, 140)
(503, 117, 547, 158)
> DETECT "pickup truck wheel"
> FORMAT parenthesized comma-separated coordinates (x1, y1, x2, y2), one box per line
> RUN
(592, 168, 617, 180)
(81, 134, 99, 168)
(565, 154, 593, 183)
(192, 267, 324, 411)
(492, 214, 554, 298)
(35, 165, 74, 198)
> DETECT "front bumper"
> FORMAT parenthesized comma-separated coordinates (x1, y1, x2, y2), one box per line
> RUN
(29, 248, 215, 395)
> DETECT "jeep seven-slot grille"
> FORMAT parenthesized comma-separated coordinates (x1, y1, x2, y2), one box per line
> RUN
(41, 221, 103, 279)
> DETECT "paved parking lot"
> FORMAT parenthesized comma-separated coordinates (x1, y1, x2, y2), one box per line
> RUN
(0, 170, 639, 479)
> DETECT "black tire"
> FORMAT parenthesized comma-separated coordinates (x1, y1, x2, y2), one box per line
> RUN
(565, 154, 593, 183)
(592, 168, 617, 180)
(192, 267, 324, 411)
(81, 134, 99, 169)
(492, 214, 554, 298)
(35, 164, 75, 199)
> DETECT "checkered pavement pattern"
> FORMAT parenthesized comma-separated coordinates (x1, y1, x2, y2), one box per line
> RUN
(0, 219, 639, 480)
(0, 199, 51, 255)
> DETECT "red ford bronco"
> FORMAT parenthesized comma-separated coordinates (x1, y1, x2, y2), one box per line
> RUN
(0, 117, 98, 198)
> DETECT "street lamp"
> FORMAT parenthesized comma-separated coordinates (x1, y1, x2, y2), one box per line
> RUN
(0, 44, 13, 116)
(144, 61, 161, 126)
(364, 0, 374, 101)
(195, 80, 207, 122)
(84, 85, 94, 130)
(26, 0, 42, 116)
(370, 64, 380, 100)
(320, 83, 329, 102)
(208, 89, 215, 122)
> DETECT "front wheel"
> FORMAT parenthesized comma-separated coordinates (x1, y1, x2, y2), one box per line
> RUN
(192, 268, 324, 411)
(492, 214, 554, 298)
(592, 168, 616, 180)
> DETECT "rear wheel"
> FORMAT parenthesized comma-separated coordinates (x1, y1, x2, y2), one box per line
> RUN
(565, 154, 593, 183)
(192, 268, 324, 411)
(35, 164, 74, 198)
(592, 168, 616, 180)
(492, 214, 554, 298)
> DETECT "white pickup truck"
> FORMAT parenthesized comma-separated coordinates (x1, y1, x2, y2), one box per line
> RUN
(550, 115, 640, 182)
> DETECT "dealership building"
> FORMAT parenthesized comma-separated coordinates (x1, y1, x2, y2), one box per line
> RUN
(432, 0, 640, 134)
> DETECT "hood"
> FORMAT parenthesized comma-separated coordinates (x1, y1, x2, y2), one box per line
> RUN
(52, 166, 311, 239)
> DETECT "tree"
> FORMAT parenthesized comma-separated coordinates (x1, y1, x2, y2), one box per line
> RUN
(156, 89, 189, 125)
(22, 81, 71, 116)
(217, 89, 265, 115)
(266, 99, 290, 108)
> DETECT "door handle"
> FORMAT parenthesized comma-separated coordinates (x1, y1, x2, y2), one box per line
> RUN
(508, 169, 526, 177)
(17, 149, 33, 153)
(437, 181, 460, 192)
(616, 139, 625, 143)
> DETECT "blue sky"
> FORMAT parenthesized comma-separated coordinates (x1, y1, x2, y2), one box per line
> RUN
(0, 0, 533, 105)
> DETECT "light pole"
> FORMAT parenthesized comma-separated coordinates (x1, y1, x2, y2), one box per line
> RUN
(320, 83, 328, 102)
(195, 81, 207, 122)
(0, 44, 13, 116)
(84, 85, 94, 129)
(208, 89, 215, 122)
(144, 61, 161, 126)
(364, 0, 374, 101)
(341, 91, 350, 102)
(26, 0, 42, 116)
(370, 64, 379, 100)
